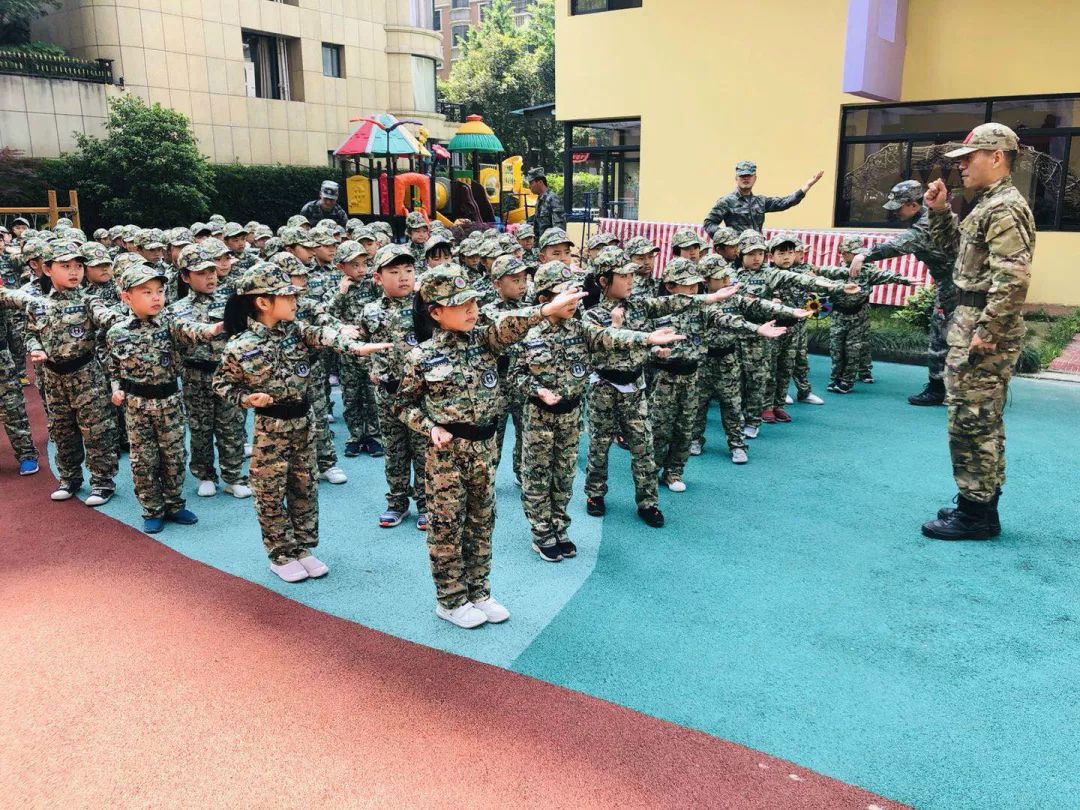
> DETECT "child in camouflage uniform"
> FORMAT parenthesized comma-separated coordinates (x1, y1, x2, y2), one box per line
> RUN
(519, 261, 684, 561)
(214, 262, 388, 583)
(0, 294, 38, 475)
(404, 212, 431, 267)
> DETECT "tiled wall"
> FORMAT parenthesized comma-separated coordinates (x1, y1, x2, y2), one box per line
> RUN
(0, 74, 120, 157)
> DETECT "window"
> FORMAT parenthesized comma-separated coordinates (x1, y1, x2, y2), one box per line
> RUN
(562, 118, 641, 221)
(409, 0, 434, 29)
(321, 43, 343, 78)
(412, 56, 436, 112)
(570, 0, 642, 14)
(837, 93, 1080, 231)
(242, 31, 292, 100)
(433, 9, 442, 29)
(451, 0, 469, 8)
(451, 25, 469, 45)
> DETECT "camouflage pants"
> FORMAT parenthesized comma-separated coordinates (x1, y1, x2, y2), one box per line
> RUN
(692, 350, 746, 451)
(250, 413, 319, 563)
(0, 348, 36, 462)
(830, 311, 869, 385)
(928, 304, 953, 381)
(770, 328, 800, 408)
(945, 342, 1019, 504)
(740, 337, 770, 427)
(43, 361, 117, 489)
(425, 436, 496, 609)
(125, 396, 187, 519)
(340, 356, 380, 442)
(182, 368, 247, 485)
(378, 390, 427, 513)
(521, 402, 581, 547)
(308, 359, 337, 473)
(493, 387, 523, 480)
(650, 367, 699, 479)
(791, 323, 812, 398)
(584, 381, 658, 508)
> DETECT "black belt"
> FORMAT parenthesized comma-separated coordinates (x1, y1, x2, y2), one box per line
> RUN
(958, 291, 988, 308)
(496, 355, 510, 375)
(183, 358, 219, 373)
(528, 395, 581, 414)
(120, 379, 180, 399)
(831, 301, 865, 315)
(596, 367, 642, 386)
(380, 377, 400, 394)
(45, 352, 93, 375)
(440, 422, 497, 441)
(256, 398, 311, 419)
(653, 360, 699, 376)
(707, 344, 738, 359)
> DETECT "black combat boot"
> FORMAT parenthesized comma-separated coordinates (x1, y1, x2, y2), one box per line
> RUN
(937, 489, 1001, 536)
(922, 494, 996, 540)
(908, 377, 946, 406)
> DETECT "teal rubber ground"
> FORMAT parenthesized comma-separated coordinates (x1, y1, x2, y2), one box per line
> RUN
(85, 356, 1080, 809)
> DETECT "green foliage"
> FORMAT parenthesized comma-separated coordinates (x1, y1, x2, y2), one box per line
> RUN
(1035, 307, 1080, 367)
(892, 283, 937, 331)
(62, 95, 214, 226)
(207, 163, 338, 228)
(1015, 344, 1041, 374)
(806, 314, 929, 366)
(0, 39, 64, 54)
(547, 172, 600, 208)
(0, 0, 61, 45)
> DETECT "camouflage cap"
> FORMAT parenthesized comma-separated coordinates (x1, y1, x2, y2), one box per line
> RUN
(374, 232, 391, 247)
(79, 242, 113, 266)
(525, 167, 548, 183)
(169, 227, 194, 246)
(490, 255, 528, 280)
(514, 224, 535, 239)
(191, 221, 212, 236)
(624, 235, 659, 256)
(346, 218, 364, 231)
(307, 228, 338, 247)
(200, 237, 231, 259)
(662, 257, 704, 286)
(92, 228, 109, 240)
(269, 251, 309, 277)
(244, 220, 262, 233)
(671, 227, 706, 250)
(334, 239, 366, 264)
(416, 264, 478, 307)
(533, 260, 579, 294)
(735, 160, 757, 176)
(370, 221, 393, 238)
(48, 239, 83, 262)
(112, 253, 146, 279)
(839, 234, 864, 253)
(19, 237, 49, 262)
(711, 226, 741, 247)
(373, 243, 416, 270)
(882, 179, 924, 210)
(55, 217, 73, 229)
(538, 229, 574, 250)
(209, 223, 224, 236)
(253, 226, 274, 240)
(260, 237, 284, 259)
(592, 246, 629, 272)
(482, 228, 499, 239)
(404, 211, 429, 230)
(235, 261, 305, 296)
(208, 214, 227, 226)
(945, 122, 1020, 158)
(586, 232, 620, 251)
(66, 228, 87, 242)
(176, 243, 216, 272)
(316, 218, 343, 235)
(320, 180, 339, 199)
(286, 215, 310, 229)
(107, 225, 125, 240)
(458, 237, 482, 257)
(281, 226, 318, 248)
(121, 224, 140, 242)
(424, 232, 453, 253)
(739, 232, 767, 254)
(477, 239, 504, 259)
(498, 234, 518, 252)
(697, 254, 732, 281)
(611, 262, 638, 276)
(11, 216, 30, 227)
(766, 233, 799, 252)
(117, 261, 168, 291)
(352, 225, 376, 242)
(223, 221, 248, 238)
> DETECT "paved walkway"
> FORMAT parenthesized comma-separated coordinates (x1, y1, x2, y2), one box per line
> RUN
(1047, 332, 1080, 375)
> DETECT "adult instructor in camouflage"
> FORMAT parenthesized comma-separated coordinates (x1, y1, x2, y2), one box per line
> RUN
(527, 167, 566, 235)
(703, 160, 825, 235)
(919, 123, 1035, 542)
(849, 179, 958, 406)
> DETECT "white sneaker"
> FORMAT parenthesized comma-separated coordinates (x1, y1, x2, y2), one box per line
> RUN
(298, 555, 329, 577)
(224, 482, 253, 499)
(84, 488, 113, 507)
(471, 597, 510, 623)
(320, 466, 347, 484)
(50, 484, 77, 501)
(325, 412, 336, 423)
(436, 601, 488, 629)
(731, 448, 749, 464)
(784, 393, 794, 405)
(743, 425, 759, 439)
(689, 439, 702, 456)
(197, 479, 217, 497)
(800, 392, 825, 405)
(665, 477, 686, 493)
(270, 560, 309, 582)
(244, 443, 253, 458)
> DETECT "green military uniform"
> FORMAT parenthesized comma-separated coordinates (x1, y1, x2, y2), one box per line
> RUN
(703, 160, 807, 235)
(0, 301, 37, 465)
(404, 212, 430, 268)
(527, 168, 567, 234)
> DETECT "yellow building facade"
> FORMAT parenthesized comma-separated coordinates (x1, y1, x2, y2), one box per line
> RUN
(555, 0, 1080, 307)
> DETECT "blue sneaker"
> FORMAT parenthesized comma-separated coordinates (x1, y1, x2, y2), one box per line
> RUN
(18, 458, 39, 476)
(167, 508, 199, 525)
(143, 517, 165, 534)
(365, 437, 385, 458)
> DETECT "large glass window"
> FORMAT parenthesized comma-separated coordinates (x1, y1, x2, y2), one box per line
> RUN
(411, 56, 436, 112)
(321, 43, 343, 78)
(242, 31, 293, 100)
(838, 93, 1080, 231)
(563, 118, 641, 221)
(571, 0, 642, 13)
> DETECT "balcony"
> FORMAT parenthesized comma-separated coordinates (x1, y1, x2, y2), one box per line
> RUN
(0, 50, 117, 85)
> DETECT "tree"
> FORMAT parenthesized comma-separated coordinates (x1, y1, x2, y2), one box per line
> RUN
(63, 95, 215, 225)
(0, 0, 60, 46)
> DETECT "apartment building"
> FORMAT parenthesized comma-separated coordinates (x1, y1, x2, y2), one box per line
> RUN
(433, 0, 531, 80)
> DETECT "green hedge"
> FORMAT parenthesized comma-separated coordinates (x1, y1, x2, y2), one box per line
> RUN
(547, 173, 601, 209)
(207, 164, 346, 228)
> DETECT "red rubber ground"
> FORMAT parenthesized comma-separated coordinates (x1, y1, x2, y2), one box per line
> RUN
(0, 386, 904, 808)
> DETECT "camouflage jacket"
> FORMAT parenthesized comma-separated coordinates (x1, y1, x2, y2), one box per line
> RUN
(305, 263, 338, 307)
(2, 286, 126, 364)
(106, 313, 218, 408)
(861, 206, 958, 309)
(213, 318, 362, 411)
(585, 294, 700, 372)
(357, 293, 419, 385)
(407, 241, 428, 269)
(704, 294, 800, 349)
(235, 247, 260, 272)
(630, 273, 659, 300)
(813, 263, 913, 314)
(737, 265, 843, 308)
(328, 279, 382, 324)
(300, 200, 347, 227)
(166, 290, 230, 364)
(703, 188, 805, 235)
(395, 307, 544, 435)
(532, 188, 567, 234)
(928, 176, 1034, 347)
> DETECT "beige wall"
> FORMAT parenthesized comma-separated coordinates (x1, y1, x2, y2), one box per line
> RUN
(30, 0, 455, 166)
(0, 74, 122, 157)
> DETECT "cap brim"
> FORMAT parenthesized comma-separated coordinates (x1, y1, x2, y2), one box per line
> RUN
(446, 289, 481, 306)
(882, 200, 902, 210)
(944, 145, 977, 157)
(86, 259, 113, 266)
(736, 171, 756, 176)
(51, 252, 82, 262)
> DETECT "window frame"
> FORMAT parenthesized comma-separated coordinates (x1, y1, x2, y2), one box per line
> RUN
(570, 0, 643, 15)
(321, 42, 343, 78)
(836, 91, 1080, 231)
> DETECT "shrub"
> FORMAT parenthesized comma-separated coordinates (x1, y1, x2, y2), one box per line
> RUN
(207, 164, 341, 229)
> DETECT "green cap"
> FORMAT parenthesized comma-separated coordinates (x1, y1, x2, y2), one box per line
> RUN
(191, 222, 211, 236)
(269, 251, 309, 277)
(624, 235, 659, 256)
(538, 229, 574, 250)
(208, 214, 227, 226)
(260, 237, 284, 259)
(200, 237, 231, 259)
(711, 226, 741, 247)
(490, 255, 527, 280)
(118, 262, 168, 291)
(176, 243, 217, 272)
(281, 226, 318, 248)
(370, 221, 393, 238)
(735, 160, 757, 176)
(883, 179, 924, 210)
(424, 232, 453, 254)
(478, 239, 504, 259)
(352, 225, 376, 242)
(514, 224, 535, 239)
(419, 263, 480, 307)
(79, 242, 113, 266)
(839, 234, 864, 253)
(671, 227, 705, 250)
(308, 227, 337, 247)
(739, 231, 766, 254)
(662, 257, 704, 286)
(112, 253, 146, 279)
(48, 239, 83, 262)
(586, 232, 620, 251)
(945, 122, 1020, 158)
(134, 228, 166, 250)
(766, 233, 799, 253)
(235, 261, 305, 296)
(334, 240, 366, 264)
(525, 167, 547, 183)
(533, 260, 579, 294)
(591, 246, 629, 272)
(286, 215, 310, 229)
(223, 221, 248, 238)
(697, 254, 732, 281)
(107, 225, 125, 240)
(169, 227, 194, 246)
(373, 244, 415, 270)
(405, 211, 429, 230)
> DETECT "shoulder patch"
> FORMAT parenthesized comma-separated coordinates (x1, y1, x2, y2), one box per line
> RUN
(241, 348, 262, 359)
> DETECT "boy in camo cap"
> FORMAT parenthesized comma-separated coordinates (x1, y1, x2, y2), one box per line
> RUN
(404, 211, 431, 267)
(624, 235, 661, 299)
(514, 223, 538, 266)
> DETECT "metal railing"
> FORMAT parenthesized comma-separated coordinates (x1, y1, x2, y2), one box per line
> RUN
(437, 100, 467, 122)
(0, 50, 117, 85)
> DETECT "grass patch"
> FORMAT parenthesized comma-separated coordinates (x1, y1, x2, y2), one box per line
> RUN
(1035, 307, 1080, 367)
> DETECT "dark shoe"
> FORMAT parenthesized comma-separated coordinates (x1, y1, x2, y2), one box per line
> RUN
(613, 433, 629, 450)
(909, 378, 946, 406)
(416, 512, 428, 531)
(637, 505, 665, 528)
(836, 381, 853, 394)
(938, 490, 1001, 536)
(586, 495, 606, 516)
(557, 538, 577, 558)
(773, 407, 792, 423)
(826, 380, 841, 393)
(167, 508, 199, 525)
(761, 407, 777, 423)
(860, 373, 874, 384)
(344, 439, 362, 457)
(143, 517, 165, 534)
(532, 541, 562, 562)
(922, 495, 995, 540)
(365, 437, 385, 458)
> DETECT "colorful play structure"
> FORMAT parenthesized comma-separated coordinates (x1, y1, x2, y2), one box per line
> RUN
(333, 113, 537, 231)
